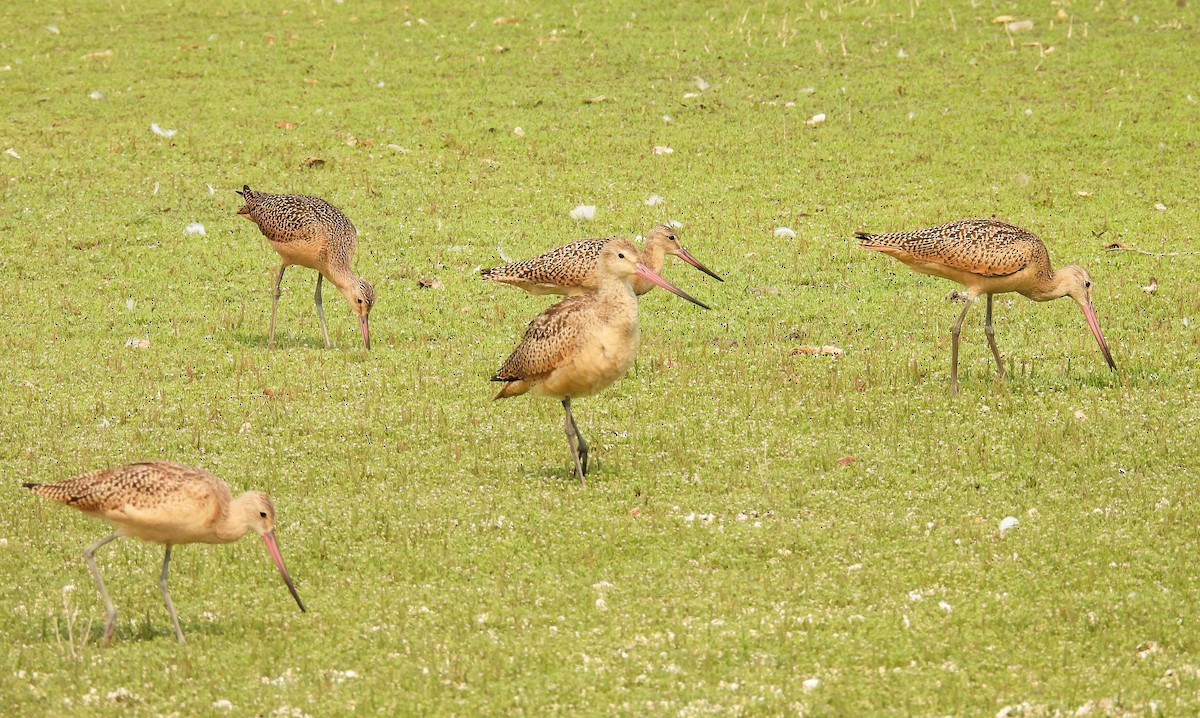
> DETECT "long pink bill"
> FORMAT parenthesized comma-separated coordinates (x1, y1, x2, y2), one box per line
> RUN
(675, 247, 724, 282)
(261, 531, 307, 612)
(634, 263, 711, 310)
(359, 315, 371, 350)
(1081, 304, 1116, 371)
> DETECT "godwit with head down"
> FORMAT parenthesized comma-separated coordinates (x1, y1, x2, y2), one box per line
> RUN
(492, 239, 710, 484)
(857, 218, 1116, 393)
(25, 460, 305, 644)
(237, 185, 374, 349)
(481, 224, 722, 296)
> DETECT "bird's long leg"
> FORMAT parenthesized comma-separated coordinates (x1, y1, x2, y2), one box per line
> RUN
(269, 265, 287, 349)
(314, 273, 332, 349)
(984, 293, 1007, 379)
(159, 546, 186, 644)
(562, 397, 586, 485)
(949, 296, 976, 394)
(82, 532, 122, 645)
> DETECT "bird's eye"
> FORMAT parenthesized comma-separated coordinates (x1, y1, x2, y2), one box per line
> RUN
(357, 298, 363, 303)
(259, 511, 267, 518)
(618, 253, 625, 259)
(1084, 281, 1091, 288)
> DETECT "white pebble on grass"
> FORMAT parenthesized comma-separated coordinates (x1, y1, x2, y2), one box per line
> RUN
(212, 700, 233, 710)
(184, 222, 206, 236)
(802, 677, 820, 691)
(999, 516, 1020, 534)
(774, 227, 796, 238)
(645, 194, 664, 206)
(150, 123, 177, 138)
(568, 204, 596, 221)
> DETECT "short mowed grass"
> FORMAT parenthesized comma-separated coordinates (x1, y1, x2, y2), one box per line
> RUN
(2, 1, 1199, 715)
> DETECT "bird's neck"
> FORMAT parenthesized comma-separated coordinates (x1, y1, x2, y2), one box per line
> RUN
(639, 241, 667, 275)
(597, 274, 639, 311)
(212, 497, 254, 543)
(1027, 268, 1068, 302)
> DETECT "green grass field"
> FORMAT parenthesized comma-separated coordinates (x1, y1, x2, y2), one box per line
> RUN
(2, 1, 1199, 715)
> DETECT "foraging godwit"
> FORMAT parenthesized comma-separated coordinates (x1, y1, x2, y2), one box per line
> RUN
(857, 218, 1117, 393)
(25, 460, 305, 644)
(492, 239, 710, 484)
(481, 224, 723, 296)
(237, 185, 374, 349)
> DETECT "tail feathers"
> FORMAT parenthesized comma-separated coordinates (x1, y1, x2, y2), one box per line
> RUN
(22, 482, 39, 490)
(491, 378, 528, 400)
(479, 266, 500, 279)
(856, 230, 899, 249)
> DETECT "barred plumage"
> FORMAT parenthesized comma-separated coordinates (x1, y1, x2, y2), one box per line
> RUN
(24, 460, 305, 644)
(482, 224, 721, 296)
(237, 185, 375, 349)
(491, 239, 710, 484)
(857, 217, 1116, 393)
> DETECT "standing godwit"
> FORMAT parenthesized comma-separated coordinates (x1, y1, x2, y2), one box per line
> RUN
(856, 218, 1117, 393)
(237, 185, 375, 349)
(24, 460, 305, 644)
(481, 224, 723, 296)
(492, 239, 710, 484)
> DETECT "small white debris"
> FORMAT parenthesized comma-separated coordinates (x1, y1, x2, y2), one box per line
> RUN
(595, 597, 608, 611)
(897, 48, 908, 58)
(805, 113, 826, 126)
(184, 222, 206, 236)
(999, 516, 1020, 534)
(238, 421, 251, 434)
(802, 678, 820, 691)
(667, 219, 683, 229)
(106, 688, 137, 704)
(693, 76, 710, 91)
(653, 145, 674, 155)
(645, 193, 664, 206)
(939, 601, 953, 612)
(662, 114, 673, 123)
(568, 204, 596, 221)
(1142, 277, 1158, 294)
(496, 244, 512, 262)
(513, 126, 525, 137)
(800, 87, 816, 94)
(4, 148, 19, 159)
(208, 184, 216, 195)
(386, 144, 409, 152)
(47, 25, 60, 34)
(683, 92, 700, 99)
(1024, 108, 1034, 116)
(212, 700, 234, 711)
(150, 123, 177, 138)
(124, 337, 150, 349)
(125, 298, 135, 311)
(1154, 202, 1167, 212)
(1006, 20, 1034, 31)
(774, 227, 796, 238)
(591, 581, 615, 590)
(88, 90, 105, 100)
(1074, 410, 1088, 420)
(847, 563, 863, 572)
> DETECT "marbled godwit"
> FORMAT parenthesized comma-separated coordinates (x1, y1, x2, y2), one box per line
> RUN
(857, 218, 1117, 393)
(481, 224, 723, 296)
(237, 185, 375, 349)
(24, 460, 305, 644)
(492, 239, 710, 484)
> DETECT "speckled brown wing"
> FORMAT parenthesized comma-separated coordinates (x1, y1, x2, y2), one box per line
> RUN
(25, 461, 227, 516)
(237, 187, 357, 247)
(857, 218, 1042, 277)
(481, 237, 613, 290)
(492, 296, 589, 382)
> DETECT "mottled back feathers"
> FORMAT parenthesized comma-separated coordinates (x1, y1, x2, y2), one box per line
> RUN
(857, 218, 1048, 278)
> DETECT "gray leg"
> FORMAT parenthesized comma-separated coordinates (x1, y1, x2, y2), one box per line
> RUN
(269, 265, 287, 349)
(984, 294, 1007, 378)
(949, 296, 976, 395)
(562, 398, 587, 485)
(314, 274, 332, 349)
(82, 532, 122, 645)
(159, 546, 186, 644)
